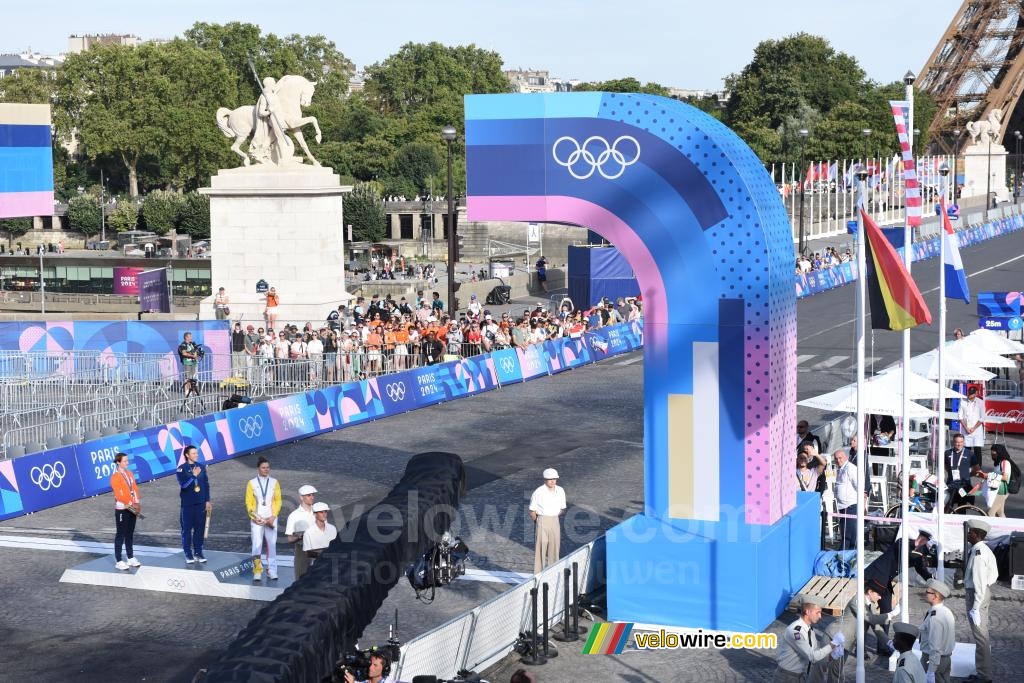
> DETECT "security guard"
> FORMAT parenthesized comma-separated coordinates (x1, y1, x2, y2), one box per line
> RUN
(176, 444, 212, 563)
(891, 622, 927, 683)
(964, 519, 998, 683)
(775, 594, 836, 681)
(919, 579, 954, 683)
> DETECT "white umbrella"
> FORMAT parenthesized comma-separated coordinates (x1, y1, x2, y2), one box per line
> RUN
(797, 384, 937, 418)
(899, 349, 997, 382)
(946, 340, 1018, 369)
(964, 328, 1024, 355)
(869, 369, 967, 400)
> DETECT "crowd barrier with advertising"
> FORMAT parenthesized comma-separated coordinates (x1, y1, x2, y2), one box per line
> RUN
(0, 322, 643, 521)
(794, 211, 1024, 299)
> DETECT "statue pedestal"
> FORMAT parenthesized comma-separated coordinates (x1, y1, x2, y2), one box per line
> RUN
(960, 142, 1010, 203)
(199, 165, 352, 327)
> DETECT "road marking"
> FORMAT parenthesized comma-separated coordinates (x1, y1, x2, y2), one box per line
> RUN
(608, 439, 644, 447)
(796, 354, 816, 365)
(614, 356, 643, 366)
(810, 355, 847, 369)
(797, 249, 1024, 343)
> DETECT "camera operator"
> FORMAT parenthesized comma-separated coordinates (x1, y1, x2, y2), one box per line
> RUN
(178, 332, 201, 395)
(342, 651, 394, 683)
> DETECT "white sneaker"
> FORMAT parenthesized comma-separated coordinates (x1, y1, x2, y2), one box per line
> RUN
(253, 572, 262, 582)
(185, 556, 196, 564)
(115, 560, 129, 571)
(268, 573, 278, 581)
(196, 555, 207, 564)
(127, 557, 141, 568)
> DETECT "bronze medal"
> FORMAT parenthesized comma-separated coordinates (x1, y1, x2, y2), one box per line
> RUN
(194, 484, 201, 493)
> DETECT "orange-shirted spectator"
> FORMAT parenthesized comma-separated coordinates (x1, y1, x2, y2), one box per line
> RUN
(365, 328, 383, 373)
(110, 452, 142, 571)
(367, 313, 384, 329)
(393, 325, 410, 370)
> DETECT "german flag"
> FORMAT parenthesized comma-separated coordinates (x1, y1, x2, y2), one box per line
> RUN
(861, 208, 932, 331)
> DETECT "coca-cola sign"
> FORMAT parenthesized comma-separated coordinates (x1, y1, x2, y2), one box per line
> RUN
(986, 400, 1024, 433)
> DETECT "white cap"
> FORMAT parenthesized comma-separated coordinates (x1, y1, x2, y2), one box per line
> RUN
(543, 468, 559, 479)
(298, 485, 317, 496)
(312, 502, 330, 512)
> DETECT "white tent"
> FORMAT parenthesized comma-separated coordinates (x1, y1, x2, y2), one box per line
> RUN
(797, 382, 938, 418)
(869, 369, 967, 400)
(945, 340, 1018, 369)
(964, 328, 1024, 355)
(897, 349, 997, 382)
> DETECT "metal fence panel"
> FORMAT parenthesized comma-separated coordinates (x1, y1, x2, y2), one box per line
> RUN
(393, 613, 475, 682)
(462, 579, 536, 674)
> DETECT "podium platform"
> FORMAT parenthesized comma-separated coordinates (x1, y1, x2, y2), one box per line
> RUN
(59, 550, 295, 601)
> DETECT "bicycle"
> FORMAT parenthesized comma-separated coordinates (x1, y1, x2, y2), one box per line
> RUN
(884, 478, 988, 518)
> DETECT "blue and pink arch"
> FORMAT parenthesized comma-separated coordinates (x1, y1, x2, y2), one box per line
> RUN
(465, 93, 819, 631)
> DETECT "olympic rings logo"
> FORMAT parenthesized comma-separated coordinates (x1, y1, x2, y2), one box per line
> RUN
(29, 461, 66, 491)
(167, 578, 186, 590)
(499, 357, 516, 374)
(238, 415, 264, 438)
(552, 135, 640, 180)
(386, 382, 407, 401)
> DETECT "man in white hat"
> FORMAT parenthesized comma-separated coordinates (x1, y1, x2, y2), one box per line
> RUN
(529, 468, 566, 573)
(285, 484, 317, 579)
(303, 501, 337, 567)
(892, 622, 927, 682)
(964, 519, 998, 683)
(775, 594, 836, 681)
(919, 578, 954, 683)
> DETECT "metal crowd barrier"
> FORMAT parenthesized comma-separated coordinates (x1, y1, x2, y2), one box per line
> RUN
(393, 543, 594, 681)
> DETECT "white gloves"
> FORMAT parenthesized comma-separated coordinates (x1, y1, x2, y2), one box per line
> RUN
(969, 608, 980, 625)
(832, 632, 846, 646)
(831, 645, 844, 660)
(887, 604, 901, 622)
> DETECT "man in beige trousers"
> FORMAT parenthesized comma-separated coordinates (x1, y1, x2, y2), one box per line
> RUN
(530, 467, 566, 573)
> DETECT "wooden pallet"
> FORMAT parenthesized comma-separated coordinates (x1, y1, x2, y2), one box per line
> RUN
(788, 576, 857, 616)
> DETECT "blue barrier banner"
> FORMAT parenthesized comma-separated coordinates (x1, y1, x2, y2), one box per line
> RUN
(11, 446, 85, 512)
(375, 370, 420, 414)
(225, 402, 278, 454)
(0, 322, 649, 521)
(517, 344, 549, 380)
(490, 348, 524, 385)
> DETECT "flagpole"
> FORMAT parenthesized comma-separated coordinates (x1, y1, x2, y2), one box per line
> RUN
(899, 72, 915, 625)
(855, 169, 869, 683)
(937, 166, 949, 582)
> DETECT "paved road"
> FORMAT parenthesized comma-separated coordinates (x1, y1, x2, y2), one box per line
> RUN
(1, 229, 1023, 681)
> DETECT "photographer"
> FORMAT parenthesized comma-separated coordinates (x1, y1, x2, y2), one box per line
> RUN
(342, 652, 394, 683)
(178, 332, 202, 394)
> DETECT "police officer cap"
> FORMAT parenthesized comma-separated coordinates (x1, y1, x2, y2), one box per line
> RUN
(312, 502, 330, 512)
(799, 594, 826, 607)
(916, 528, 933, 540)
(298, 484, 317, 496)
(543, 468, 559, 479)
(925, 579, 950, 598)
(892, 622, 919, 639)
(966, 519, 990, 534)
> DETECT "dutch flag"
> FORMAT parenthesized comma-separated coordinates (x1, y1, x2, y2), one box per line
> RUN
(941, 197, 970, 303)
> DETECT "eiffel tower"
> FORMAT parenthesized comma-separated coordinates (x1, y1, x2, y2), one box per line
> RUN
(919, 0, 1024, 153)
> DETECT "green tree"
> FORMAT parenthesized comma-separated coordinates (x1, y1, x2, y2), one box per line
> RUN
(141, 190, 184, 235)
(364, 42, 508, 117)
(732, 117, 782, 162)
(725, 33, 865, 132)
(574, 77, 670, 96)
(804, 102, 879, 161)
(178, 193, 210, 239)
(106, 199, 139, 233)
(345, 183, 386, 242)
(183, 22, 354, 106)
(0, 68, 55, 104)
(67, 195, 102, 236)
(0, 217, 32, 250)
(392, 141, 442, 196)
(57, 41, 235, 197)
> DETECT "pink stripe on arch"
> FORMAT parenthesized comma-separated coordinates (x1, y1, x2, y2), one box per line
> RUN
(468, 195, 666, 350)
(0, 190, 54, 219)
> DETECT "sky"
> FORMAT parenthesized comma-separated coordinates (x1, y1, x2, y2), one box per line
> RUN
(3, 0, 962, 89)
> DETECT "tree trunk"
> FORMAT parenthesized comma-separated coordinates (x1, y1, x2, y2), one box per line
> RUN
(128, 156, 139, 199)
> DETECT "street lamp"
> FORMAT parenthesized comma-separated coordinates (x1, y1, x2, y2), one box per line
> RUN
(100, 169, 106, 243)
(797, 128, 809, 255)
(441, 124, 458, 315)
(1014, 130, 1022, 201)
(985, 125, 994, 218)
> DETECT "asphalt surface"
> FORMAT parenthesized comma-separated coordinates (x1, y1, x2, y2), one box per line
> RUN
(1, 228, 1023, 681)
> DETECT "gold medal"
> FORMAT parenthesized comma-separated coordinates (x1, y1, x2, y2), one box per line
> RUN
(194, 484, 201, 493)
